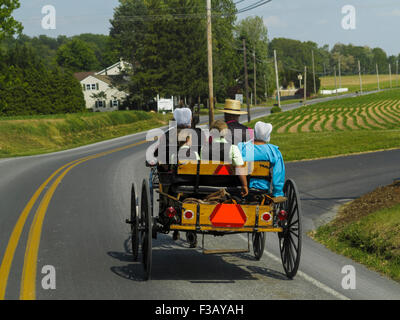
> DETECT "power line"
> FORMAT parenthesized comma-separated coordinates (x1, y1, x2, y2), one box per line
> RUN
(237, 0, 272, 14)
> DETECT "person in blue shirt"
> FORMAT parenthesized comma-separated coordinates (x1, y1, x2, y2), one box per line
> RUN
(238, 122, 285, 197)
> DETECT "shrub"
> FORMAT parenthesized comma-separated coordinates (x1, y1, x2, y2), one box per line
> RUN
(271, 106, 282, 114)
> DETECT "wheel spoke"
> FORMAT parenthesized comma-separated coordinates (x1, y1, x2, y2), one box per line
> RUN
(290, 230, 299, 238)
(288, 234, 298, 251)
(289, 219, 299, 228)
(288, 204, 298, 224)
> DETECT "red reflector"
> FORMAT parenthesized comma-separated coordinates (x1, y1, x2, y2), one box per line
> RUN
(209, 204, 247, 228)
(278, 210, 287, 221)
(214, 165, 233, 176)
(165, 207, 177, 218)
(261, 212, 272, 223)
(184, 210, 194, 220)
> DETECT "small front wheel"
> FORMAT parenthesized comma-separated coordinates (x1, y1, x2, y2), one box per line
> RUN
(252, 232, 266, 260)
(130, 183, 139, 261)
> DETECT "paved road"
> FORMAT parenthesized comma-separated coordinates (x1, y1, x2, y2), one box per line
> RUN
(1, 99, 400, 300)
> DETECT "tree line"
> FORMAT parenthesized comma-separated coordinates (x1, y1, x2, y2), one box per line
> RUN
(1, 0, 399, 116)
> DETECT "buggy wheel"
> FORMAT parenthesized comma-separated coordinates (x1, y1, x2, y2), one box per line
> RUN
(140, 179, 152, 281)
(278, 179, 302, 279)
(130, 183, 139, 261)
(252, 232, 266, 260)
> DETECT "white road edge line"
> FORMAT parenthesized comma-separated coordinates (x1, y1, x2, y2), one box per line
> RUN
(238, 234, 350, 300)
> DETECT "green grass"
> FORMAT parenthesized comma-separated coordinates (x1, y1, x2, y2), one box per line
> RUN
(245, 89, 400, 161)
(313, 204, 400, 282)
(0, 111, 172, 158)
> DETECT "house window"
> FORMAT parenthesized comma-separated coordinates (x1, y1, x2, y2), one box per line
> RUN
(112, 100, 119, 107)
(92, 84, 96, 90)
(86, 84, 91, 90)
(97, 101, 104, 108)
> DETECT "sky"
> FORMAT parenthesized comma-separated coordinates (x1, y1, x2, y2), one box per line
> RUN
(12, 0, 400, 56)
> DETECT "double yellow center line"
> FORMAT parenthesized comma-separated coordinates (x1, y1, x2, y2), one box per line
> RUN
(0, 140, 148, 300)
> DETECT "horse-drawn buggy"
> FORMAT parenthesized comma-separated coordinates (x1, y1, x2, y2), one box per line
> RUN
(126, 157, 302, 281)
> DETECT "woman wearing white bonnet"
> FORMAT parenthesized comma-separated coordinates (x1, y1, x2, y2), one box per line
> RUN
(238, 121, 286, 197)
(173, 108, 192, 128)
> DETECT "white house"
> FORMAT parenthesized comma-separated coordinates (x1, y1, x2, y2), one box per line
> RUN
(74, 60, 131, 112)
(96, 58, 131, 76)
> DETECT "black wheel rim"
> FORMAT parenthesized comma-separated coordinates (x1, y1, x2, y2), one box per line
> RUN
(141, 179, 152, 280)
(278, 179, 302, 279)
(253, 232, 266, 260)
(131, 183, 139, 261)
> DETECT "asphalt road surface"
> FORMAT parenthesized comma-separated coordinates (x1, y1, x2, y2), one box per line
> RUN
(1, 100, 400, 300)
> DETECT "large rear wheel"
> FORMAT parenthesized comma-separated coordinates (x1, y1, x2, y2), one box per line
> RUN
(278, 179, 302, 279)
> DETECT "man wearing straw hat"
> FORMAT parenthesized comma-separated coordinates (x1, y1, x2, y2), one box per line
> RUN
(221, 99, 253, 144)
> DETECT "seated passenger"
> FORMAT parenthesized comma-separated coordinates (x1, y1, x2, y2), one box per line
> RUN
(201, 120, 248, 196)
(238, 122, 285, 197)
(172, 108, 200, 163)
(155, 108, 203, 165)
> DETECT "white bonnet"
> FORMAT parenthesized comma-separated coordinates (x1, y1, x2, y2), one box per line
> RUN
(174, 108, 192, 128)
(254, 122, 273, 143)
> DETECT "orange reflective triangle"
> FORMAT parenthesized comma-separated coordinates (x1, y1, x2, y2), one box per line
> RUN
(214, 165, 232, 176)
(210, 204, 247, 228)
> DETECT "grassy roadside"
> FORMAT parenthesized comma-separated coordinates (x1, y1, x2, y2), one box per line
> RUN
(1, 89, 400, 160)
(0, 111, 172, 158)
(310, 182, 400, 282)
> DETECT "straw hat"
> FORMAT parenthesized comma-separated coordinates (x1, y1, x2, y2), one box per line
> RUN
(221, 99, 248, 115)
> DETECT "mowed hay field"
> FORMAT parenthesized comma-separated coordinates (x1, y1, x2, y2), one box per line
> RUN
(321, 74, 399, 92)
(248, 89, 400, 161)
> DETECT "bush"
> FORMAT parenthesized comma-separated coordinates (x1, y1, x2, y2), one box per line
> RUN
(270, 106, 282, 114)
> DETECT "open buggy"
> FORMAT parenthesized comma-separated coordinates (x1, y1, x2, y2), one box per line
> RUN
(126, 159, 302, 281)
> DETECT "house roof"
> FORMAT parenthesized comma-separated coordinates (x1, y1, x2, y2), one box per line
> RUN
(96, 59, 132, 75)
(92, 74, 113, 86)
(74, 72, 95, 81)
(73, 72, 113, 87)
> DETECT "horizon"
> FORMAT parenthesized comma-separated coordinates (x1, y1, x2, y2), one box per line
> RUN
(12, 0, 400, 56)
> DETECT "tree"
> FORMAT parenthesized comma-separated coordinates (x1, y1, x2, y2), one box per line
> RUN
(0, 45, 85, 116)
(56, 39, 100, 72)
(0, 0, 23, 40)
(235, 16, 272, 101)
(110, 0, 238, 109)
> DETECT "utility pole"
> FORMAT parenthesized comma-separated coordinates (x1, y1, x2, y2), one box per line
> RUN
(376, 63, 380, 91)
(358, 60, 363, 94)
(253, 50, 257, 106)
(338, 56, 342, 88)
(334, 66, 338, 99)
(312, 50, 316, 95)
(243, 38, 250, 122)
(206, 0, 214, 125)
(389, 64, 392, 89)
(303, 66, 307, 105)
(273, 50, 281, 108)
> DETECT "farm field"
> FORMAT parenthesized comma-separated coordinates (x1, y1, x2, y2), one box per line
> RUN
(247, 89, 400, 161)
(321, 74, 400, 93)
